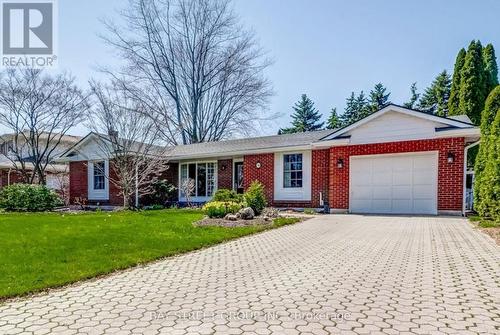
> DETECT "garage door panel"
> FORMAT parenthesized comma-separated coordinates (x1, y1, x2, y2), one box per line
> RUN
(372, 199, 392, 212)
(393, 185, 412, 199)
(392, 199, 412, 213)
(350, 152, 437, 215)
(413, 199, 435, 213)
(351, 186, 372, 199)
(373, 172, 392, 184)
(351, 173, 371, 186)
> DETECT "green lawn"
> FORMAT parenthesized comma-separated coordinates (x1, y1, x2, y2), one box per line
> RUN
(0, 209, 298, 299)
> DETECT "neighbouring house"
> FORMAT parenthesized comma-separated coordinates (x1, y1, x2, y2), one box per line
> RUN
(58, 105, 480, 215)
(0, 132, 81, 197)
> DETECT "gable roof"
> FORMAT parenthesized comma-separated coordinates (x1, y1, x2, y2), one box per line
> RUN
(320, 104, 475, 142)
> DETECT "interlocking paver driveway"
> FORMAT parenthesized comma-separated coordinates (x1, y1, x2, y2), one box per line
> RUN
(1, 215, 499, 334)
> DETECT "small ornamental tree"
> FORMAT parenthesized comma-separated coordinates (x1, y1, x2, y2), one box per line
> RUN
(244, 181, 267, 215)
(475, 86, 500, 220)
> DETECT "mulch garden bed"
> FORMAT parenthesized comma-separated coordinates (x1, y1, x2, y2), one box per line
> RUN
(195, 215, 309, 228)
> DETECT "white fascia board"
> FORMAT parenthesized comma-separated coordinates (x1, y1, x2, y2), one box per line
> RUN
(311, 138, 351, 148)
(434, 128, 480, 138)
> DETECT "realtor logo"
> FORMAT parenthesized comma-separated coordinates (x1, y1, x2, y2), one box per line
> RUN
(1, 0, 57, 67)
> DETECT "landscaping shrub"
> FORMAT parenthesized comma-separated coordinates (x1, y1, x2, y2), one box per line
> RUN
(0, 184, 63, 211)
(142, 180, 177, 207)
(244, 181, 267, 215)
(213, 189, 243, 203)
(203, 201, 242, 218)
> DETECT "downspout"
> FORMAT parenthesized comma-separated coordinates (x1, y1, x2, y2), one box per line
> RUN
(463, 141, 480, 216)
(7, 168, 12, 185)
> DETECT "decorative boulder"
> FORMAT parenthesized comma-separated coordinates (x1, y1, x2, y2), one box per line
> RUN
(224, 214, 238, 221)
(261, 207, 279, 218)
(238, 207, 255, 220)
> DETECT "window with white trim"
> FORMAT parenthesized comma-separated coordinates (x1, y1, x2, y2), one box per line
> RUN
(283, 154, 303, 188)
(93, 161, 106, 190)
(180, 162, 216, 198)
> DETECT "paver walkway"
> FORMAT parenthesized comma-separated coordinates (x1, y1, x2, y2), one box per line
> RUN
(0, 215, 499, 334)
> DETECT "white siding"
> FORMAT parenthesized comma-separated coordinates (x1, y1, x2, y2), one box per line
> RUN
(274, 150, 311, 201)
(347, 111, 448, 144)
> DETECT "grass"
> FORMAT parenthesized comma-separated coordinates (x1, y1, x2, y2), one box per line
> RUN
(0, 209, 300, 300)
(468, 215, 500, 228)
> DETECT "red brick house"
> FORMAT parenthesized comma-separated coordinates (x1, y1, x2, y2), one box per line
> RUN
(59, 105, 480, 215)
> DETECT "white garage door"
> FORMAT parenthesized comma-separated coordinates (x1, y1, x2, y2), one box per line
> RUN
(350, 152, 438, 214)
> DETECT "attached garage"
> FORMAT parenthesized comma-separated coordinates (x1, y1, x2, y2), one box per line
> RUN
(349, 152, 438, 214)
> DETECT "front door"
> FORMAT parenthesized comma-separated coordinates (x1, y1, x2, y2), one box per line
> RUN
(234, 162, 244, 194)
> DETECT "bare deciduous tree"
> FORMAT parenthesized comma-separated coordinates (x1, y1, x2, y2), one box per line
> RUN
(0, 68, 88, 184)
(86, 81, 170, 208)
(102, 0, 273, 145)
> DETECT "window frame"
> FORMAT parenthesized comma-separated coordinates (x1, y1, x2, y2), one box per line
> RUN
(283, 153, 303, 188)
(179, 161, 217, 200)
(93, 161, 106, 190)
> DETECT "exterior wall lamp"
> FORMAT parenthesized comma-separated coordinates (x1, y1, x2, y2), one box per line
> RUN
(256, 162, 261, 169)
(220, 164, 227, 171)
(337, 158, 344, 169)
(447, 152, 455, 163)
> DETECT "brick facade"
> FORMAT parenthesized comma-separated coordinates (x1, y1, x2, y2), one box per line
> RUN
(243, 153, 274, 204)
(69, 161, 88, 204)
(217, 159, 233, 190)
(329, 137, 465, 212)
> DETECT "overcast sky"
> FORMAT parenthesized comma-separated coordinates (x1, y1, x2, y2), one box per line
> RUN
(31, 0, 500, 136)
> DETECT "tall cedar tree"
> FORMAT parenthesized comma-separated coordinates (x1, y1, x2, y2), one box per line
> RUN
(457, 40, 486, 125)
(418, 70, 451, 116)
(404, 82, 419, 109)
(278, 94, 324, 134)
(448, 48, 466, 116)
(483, 44, 499, 93)
(369, 83, 391, 112)
(327, 108, 341, 129)
(474, 86, 500, 218)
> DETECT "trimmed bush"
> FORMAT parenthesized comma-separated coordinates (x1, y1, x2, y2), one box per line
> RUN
(203, 201, 242, 218)
(212, 189, 244, 203)
(0, 184, 63, 211)
(244, 181, 267, 215)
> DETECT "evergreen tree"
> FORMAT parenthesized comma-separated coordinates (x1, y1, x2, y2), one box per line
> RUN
(457, 40, 486, 124)
(404, 82, 419, 109)
(369, 83, 391, 112)
(327, 107, 341, 129)
(278, 94, 324, 134)
(448, 48, 466, 116)
(418, 70, 451, 116)
(474, 85, 500, 218)
(483, 44, 499, 93)
(340, 92, 358, 126)
(340, 91, 370, 126)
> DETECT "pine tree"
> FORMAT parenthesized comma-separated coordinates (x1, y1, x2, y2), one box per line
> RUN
(369, 83, 391, 112)
(278, 94, 324, 134)
(418, 70, 451, 116)
(340, 92, 358, 126)
(404, 82, 419, 109)
(458, 40, 487, 124)
(483, 44, 499, 93)
(327, 108, 341, 129)
(448, 48, 466, 116)
(474, 85, 500, 218)
(340, 91, 370, 126)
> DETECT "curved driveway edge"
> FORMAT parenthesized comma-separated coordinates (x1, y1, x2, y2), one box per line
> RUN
(0, 215, 499, 334)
